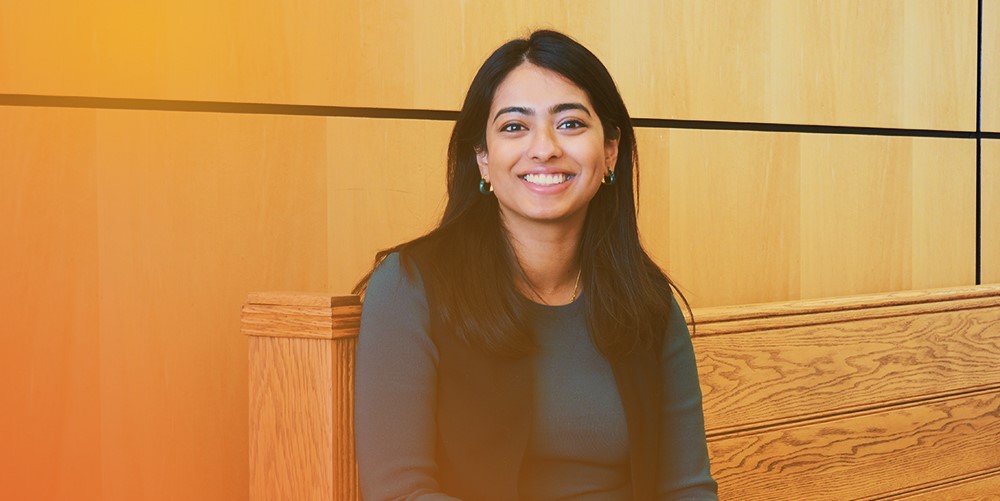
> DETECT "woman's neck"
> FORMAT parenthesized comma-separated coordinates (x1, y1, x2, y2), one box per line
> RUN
(505, 218, 584, 306)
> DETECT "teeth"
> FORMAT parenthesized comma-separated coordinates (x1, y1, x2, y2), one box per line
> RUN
(522, 173, 570, 186)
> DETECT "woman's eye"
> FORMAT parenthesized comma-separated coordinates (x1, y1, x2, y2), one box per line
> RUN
(558, 119, 586, 130)
(500, 123, 526, 132)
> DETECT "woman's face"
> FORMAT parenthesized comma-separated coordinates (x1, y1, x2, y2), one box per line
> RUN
(477, 62, 619, 233)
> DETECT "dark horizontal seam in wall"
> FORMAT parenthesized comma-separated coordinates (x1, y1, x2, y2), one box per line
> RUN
(0, 93, 461, 121)
(0, 93, 981, 139)
(631, 118, 975, 138)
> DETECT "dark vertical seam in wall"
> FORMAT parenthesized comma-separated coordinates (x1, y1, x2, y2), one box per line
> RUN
(977, 0, 984, 285)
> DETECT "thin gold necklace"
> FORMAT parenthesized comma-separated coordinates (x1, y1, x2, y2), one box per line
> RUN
(568, 268, 583, 302)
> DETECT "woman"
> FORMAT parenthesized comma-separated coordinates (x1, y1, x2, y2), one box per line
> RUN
(354, 30, 717, 500)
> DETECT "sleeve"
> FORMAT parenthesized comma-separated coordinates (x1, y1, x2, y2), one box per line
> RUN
(354, 253, 463, 501)
(657, 297, 719, 500)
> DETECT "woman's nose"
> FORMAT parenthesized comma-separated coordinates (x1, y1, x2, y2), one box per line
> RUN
(528, 127, 562, 162)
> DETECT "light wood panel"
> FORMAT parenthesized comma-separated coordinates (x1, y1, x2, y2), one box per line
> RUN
(249, 336, 335, 500)
(696, 285, 1000, 500)
(985, 140, 1000, 284)
(0, 0, 340, 104)
(799, 134, 913, 297)
(325, 123, 977, 307)
(638, 128, 803, 306)
(0, 2, 97, 97)
(0, 0, 977, 129)
(708, 390, 1000, 501)
(767, 0, 975, 130)
(800, 134, 976, 299)
(244, 295, 360, 501)
(638, 129, 976, 307)
(694, 292, 1000, 434)
(911, 139, 979, 289)
(985, 0, 1000, 132)
(242, 285, 1000, 500)
(896, 469, 1000, 500)
(95, 110, 329, 500)
(326, 117, 451, 294)
(0, 107, 100, 501)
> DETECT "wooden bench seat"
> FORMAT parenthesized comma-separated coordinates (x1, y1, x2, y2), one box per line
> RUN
(242, 285, 1000, 500)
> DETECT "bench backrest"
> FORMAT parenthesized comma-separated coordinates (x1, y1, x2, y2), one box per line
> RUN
(243, 285, 1000, 500)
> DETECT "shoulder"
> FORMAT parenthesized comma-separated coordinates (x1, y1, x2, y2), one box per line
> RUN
(662, 292, 693, 356)
(362, 252, 430, 326)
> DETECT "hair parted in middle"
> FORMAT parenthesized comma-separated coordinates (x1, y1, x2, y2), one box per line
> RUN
(355, 29, 686, 359)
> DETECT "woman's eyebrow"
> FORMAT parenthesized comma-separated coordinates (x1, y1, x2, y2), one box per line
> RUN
(493, 106, 531, 123)
(493, 102, 592, 123)
(550, 102, 591, 116)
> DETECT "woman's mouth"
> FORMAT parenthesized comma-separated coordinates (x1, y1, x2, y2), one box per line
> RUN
(520, 173, 574, 186)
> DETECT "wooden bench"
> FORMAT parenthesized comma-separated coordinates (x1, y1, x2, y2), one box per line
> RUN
(242, 285, 1000, 500)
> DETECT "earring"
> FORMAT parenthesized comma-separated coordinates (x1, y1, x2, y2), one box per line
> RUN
(601, 168, 616, 186)
(479, 178, 493, 194)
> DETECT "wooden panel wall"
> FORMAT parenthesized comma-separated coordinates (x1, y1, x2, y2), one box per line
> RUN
(95, 110, 330, 500)
(982, 0, 999, 282)
(0, 1, 977, 129)
(326, 123, 978, 305)
(0, 107, 331, 500)
(0, 107, 100, 501)
(0, 1, 991, 500)
(326, 118, 450, 294)
(985, 0, 1000, 132)
(636, 130, 976, 306)
(985, 140, 1000, 284)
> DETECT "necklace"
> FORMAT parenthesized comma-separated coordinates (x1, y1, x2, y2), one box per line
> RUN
(568, 268, 583, 302)
(529, 268, 583, 305)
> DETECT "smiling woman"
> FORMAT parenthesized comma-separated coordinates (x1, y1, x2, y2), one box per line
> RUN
(352, 30, 718, 500)
(477, 63, 619, 244)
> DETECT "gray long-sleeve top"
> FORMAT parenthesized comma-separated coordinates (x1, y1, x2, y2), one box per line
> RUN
(355, 254, 718, 500)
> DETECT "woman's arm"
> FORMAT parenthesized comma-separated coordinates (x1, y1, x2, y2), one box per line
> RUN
(657, 298, 719, 500)
(354, 254, 462, 501)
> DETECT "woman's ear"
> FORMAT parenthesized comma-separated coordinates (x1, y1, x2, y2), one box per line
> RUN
(604, 127, 621, 168)
(475, 147, 490, 180)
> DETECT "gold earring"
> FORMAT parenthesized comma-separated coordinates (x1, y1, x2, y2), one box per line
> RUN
(601, 168, 616, 186)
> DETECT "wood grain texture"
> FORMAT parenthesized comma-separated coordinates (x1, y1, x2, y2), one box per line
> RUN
(0, 0, 977, 129)
(638, 129, 976, 307)
(324, 123, 978, 307)
(690, 284, 1000, 332)
(326, 117, 451, 294)
(96, 110, 329, 501)
(984, 140, 1000, 284)
(247, 292, 359, 308)
(0, 107, 101, 501)
(333, 337, 359, 501)
(911, 138, 977, 289)
(696, 285, 1000, 498)
(985, 0, 1000, 132)
(799, 134, 913, 298)
(708, 390, 1000, 501)
(245, 311, 358, 500)
(241, 304, 361, 340)
(895, 468, 1000, 500)
(638, 128, 802, 307)
(243, 285, 1000, 500)
(696, 304, 1000, 434)
(248, 336, 333, 501)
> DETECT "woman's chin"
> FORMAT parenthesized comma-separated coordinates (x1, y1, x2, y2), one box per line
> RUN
(501, 205, 588, 228)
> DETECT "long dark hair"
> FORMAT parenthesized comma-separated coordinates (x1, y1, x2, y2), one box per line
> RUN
(355, 30, 687, 360)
